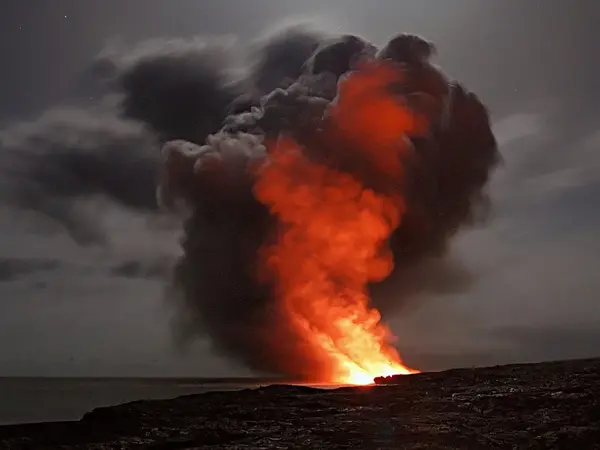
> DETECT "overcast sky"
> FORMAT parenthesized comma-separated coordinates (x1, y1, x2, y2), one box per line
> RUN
(0, 0, 599, 377)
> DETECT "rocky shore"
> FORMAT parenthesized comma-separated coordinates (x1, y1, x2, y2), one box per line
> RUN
(1, 358, 599, 449)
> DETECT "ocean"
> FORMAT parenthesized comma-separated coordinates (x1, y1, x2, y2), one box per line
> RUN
(0, 377, 297, 426)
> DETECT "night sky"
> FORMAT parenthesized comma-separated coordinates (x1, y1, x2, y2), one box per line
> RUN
(1, 0, 599, 377)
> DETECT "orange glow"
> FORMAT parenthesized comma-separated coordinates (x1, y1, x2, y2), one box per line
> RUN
(254, 60, 427, 385)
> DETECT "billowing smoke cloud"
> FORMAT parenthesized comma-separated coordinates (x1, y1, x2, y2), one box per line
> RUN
(0, 26, 498, 379)
(161, 32, 499, 378)
(0, 39, 241, 243)
(0, 26, 327, 246)
(0, 109, 160, 244)
(249, 25, 325, 95)
(91, 37, 241, 145)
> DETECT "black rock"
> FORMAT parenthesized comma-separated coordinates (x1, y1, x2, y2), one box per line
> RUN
(1, 358, 600, 449)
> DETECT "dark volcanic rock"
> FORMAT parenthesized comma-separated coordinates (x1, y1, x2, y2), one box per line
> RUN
(1, 359, 600, 449)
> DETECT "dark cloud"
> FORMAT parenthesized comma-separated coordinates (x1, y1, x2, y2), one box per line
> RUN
(305, 34, 376, 78)
(0, 109, 160, 244)
(0, 1, 597, 382)
(163, 32, 499, 378)
(13, 25, 584, 381)
(371, 257, 476, 316)
(0, 27, 326, 248)
(0, 257, 60, 282)
(250, 25, 325, 95)
(92, 38, 241, 145)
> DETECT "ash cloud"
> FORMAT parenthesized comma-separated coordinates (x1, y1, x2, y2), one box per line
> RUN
(162, 32, 499, 377)
(91, 37, 241, 145)
(0, 26, 499, 378)
(0, 27, 328, 245)
(249, 25, 325, 95)
(0, 36, 247, 243)
(0, 109, 160, 244)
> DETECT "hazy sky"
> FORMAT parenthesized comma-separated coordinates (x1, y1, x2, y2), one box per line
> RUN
(1, 0, 599, 376)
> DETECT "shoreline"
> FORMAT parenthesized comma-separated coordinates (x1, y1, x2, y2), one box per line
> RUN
(2, 358, 599, 449)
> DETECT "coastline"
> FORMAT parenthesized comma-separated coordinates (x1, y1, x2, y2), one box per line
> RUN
(1, 358, 599, 449)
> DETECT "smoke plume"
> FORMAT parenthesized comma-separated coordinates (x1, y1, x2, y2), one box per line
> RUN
(161, 31, 499, 379)
(0, 26, 499, 380)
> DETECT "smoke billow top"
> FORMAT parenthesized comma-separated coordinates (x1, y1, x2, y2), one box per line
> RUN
(0, 26, 499, 381)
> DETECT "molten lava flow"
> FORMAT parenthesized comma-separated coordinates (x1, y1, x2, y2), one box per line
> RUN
(254, 60, 429, 385)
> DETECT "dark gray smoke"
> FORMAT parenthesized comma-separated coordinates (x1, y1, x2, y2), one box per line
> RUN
(0, 27, 328, 245)
(250, 26, 325, 95)
(161, 33, 500, 378)
(91, 38, 241, 145)
(0, 37, 249, 243)
(0, 109, 160, 244)
(0, 27, 498, 378)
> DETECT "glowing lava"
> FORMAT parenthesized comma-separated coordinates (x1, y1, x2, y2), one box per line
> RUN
(254, 60, 430, 385)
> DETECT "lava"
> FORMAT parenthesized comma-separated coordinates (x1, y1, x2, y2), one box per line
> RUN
(254, 60, 432, 384)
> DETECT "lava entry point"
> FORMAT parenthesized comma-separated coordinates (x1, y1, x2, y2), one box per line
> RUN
(374, 373, 417, 384)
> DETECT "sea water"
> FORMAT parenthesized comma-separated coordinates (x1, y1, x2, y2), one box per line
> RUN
(0, 377, 278, 425)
